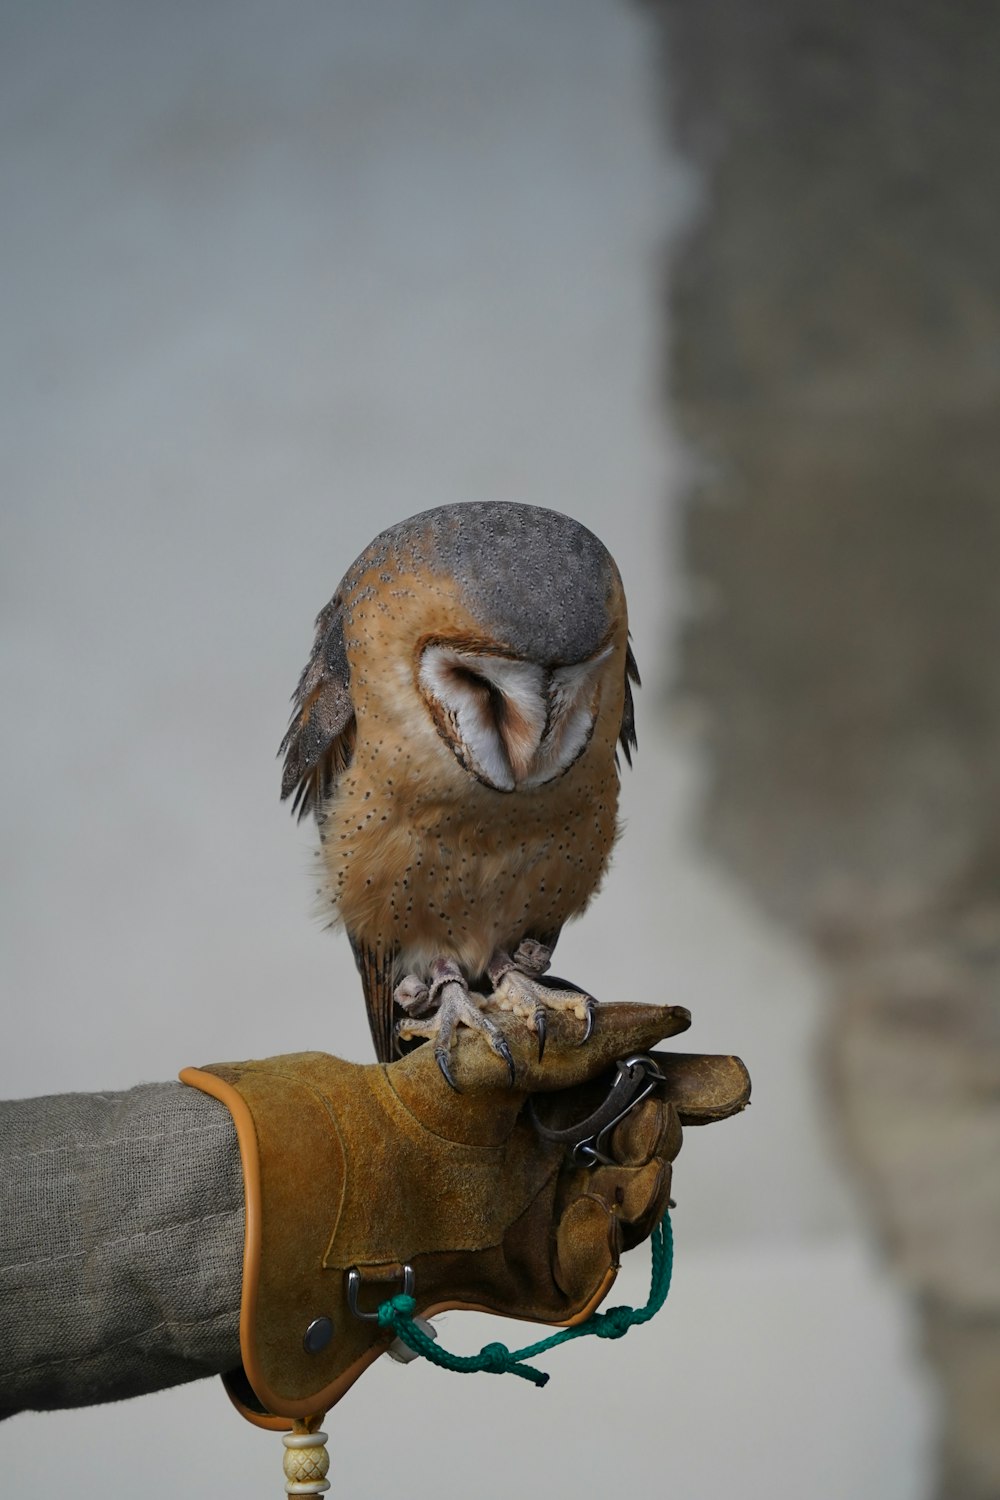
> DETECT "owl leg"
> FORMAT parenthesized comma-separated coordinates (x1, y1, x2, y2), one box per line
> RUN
(486, 941, 595, 1060)
(394, 959, 516, 1092)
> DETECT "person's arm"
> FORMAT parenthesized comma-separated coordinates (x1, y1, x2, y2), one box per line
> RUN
(0, 1081, 243, 1418)
(1, 1005, 749, 1425)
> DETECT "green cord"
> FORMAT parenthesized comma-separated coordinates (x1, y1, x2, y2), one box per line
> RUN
(375, 1210, 673, 1388)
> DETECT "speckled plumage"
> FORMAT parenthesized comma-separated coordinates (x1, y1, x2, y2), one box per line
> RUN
(281, 502, 639, 1063)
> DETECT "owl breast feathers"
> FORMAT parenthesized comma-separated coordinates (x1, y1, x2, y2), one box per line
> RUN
(281, 502, 639, 1062)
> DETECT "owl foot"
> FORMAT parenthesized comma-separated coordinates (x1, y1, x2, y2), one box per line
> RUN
(394, 959, 516, 1092)
(486, 942, 596, 1060)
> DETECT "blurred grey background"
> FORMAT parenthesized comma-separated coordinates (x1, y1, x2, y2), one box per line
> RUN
(5, 0, 994, 1494)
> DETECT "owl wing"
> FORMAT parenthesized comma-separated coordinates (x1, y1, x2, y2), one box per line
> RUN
(279, 595, 357, 820)
(618, 641, 640, 767)
(349, 938, 401, 1064)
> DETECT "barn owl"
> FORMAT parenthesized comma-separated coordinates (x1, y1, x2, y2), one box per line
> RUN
(280, 503, 638, 1086)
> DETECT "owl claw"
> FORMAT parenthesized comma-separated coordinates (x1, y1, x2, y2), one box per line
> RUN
(487, 952, 597, 1049)
(493, 1032, 516, 1087)
(535, 1008, 548, 1061)
(433, 1028, 514, 1090)
(435, 1046, 460, 1092)
(396, 968, 517, 1089)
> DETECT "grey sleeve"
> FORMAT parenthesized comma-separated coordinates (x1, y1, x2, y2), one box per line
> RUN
(0, 1080, 244, 1417)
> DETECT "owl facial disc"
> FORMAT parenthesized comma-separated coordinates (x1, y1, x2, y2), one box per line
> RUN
(418, 641, 612, 793)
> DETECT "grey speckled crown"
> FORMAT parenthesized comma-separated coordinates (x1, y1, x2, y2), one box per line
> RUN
(344, 502, 620, 665)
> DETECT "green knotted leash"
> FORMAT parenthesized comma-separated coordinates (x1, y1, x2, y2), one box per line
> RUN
(376, 1210, 673, 1388)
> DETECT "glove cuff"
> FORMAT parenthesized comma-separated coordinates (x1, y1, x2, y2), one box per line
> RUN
(182, 1058, 389, 1428)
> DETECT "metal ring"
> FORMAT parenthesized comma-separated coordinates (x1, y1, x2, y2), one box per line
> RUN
(345, 1263, 415, 1322)
(530, 1054, 666, 1168)
(582, 1055, 666, 1166)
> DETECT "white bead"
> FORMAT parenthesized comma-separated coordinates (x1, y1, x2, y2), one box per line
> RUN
(387, 1315, 439, 1365)
(282, 1429, 330, 1494)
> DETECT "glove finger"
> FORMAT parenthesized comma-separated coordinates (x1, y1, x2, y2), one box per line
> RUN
(619, 1162, 673, 1251)
(607, 1096, 681, 1168)
(586, 1157, 673, 1251)
(554, 1193, 621, 1307)
(648, 1051, 750, 1124)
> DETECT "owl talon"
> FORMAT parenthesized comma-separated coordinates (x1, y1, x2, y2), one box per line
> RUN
(487, 952, 597, 1048)
(396, 971, 517, 1088)
(435, 1046, 460, 1092)
(493, 1032, 516, 1087)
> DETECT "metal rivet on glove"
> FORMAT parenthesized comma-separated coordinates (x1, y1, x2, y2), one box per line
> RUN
(302, 1316, 334, 1354)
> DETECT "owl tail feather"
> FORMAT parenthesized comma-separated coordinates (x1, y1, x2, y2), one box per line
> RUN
(350, 939, 398, 1064)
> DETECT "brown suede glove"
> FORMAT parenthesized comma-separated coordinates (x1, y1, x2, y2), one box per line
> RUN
(181, 1003, 748, 1427)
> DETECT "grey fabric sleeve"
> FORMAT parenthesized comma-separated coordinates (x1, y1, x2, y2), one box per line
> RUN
(0, 1080, 244, 1418)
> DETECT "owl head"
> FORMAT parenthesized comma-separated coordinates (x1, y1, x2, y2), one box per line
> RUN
(281, 503, 639, 814)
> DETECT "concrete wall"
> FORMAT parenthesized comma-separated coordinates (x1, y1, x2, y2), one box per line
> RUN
(656, 2, 1000, 1494)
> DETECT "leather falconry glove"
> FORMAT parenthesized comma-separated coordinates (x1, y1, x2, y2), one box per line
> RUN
(181, 1002, 749, 1428)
